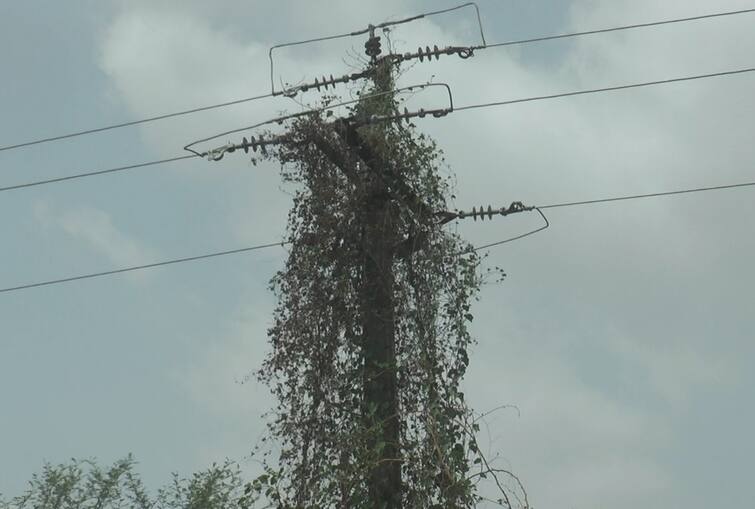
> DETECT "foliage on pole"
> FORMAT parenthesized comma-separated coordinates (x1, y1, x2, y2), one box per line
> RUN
(248, 67, 527, 507)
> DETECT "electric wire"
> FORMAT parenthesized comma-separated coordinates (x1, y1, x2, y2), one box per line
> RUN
(0, 241, 290, 294)
(4, 66, 753, 193)
(1, 4, 478, 154)
(1, 6, 751, 154)
(3, 177, 755, 293)
(0, 93, 275, 153)
(538, 180, 755, 209)
(454, 67, 755, 113)
(184, 82, 454, 157)
(0, 155, 198, 192)
(470, 180, 755, 254)
(482, 7, 755, 50)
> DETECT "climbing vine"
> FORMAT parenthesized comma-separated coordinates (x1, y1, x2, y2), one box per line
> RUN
(247, 65, 527, 508)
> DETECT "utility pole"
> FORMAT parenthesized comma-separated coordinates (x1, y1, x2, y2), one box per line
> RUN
(306, 27, 405, 507)
(195, 9, 532, 505)
(314, 27, 403, 507)
(358, 27, 402, 508)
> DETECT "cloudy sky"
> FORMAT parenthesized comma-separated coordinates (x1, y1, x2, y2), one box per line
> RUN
(1, 1, 754, 507)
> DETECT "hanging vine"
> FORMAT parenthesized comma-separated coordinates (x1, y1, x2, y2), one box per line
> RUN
(244, 64, 527, 508)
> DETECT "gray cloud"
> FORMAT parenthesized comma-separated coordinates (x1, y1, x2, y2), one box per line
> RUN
(97, 1, 755, 506)
(2, 1, 753, 507)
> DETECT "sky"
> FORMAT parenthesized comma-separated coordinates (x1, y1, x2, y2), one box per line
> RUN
(1, 1, 754, 507)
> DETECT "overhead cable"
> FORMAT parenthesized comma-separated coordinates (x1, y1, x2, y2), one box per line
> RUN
(3, 178, 755, 293)
(206, 66, 755, 160)
(4, 67, 753, 193)
(0, 155, 198, 192)
(0, 241, 289, 294)
(538, 180, 755, 209)
(0, 93, 275, 153)
(2, 6, 752, 154)
(380, 8, 755, 68)
(454, 67, 755, 112)
(467, 180, 755, 254)
(483, 7, 755, 50)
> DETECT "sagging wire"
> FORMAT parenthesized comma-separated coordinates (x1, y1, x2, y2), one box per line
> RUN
(472, 208, 550, 252)
(440, 202, 549, 253)
(268, 2, 485, 94)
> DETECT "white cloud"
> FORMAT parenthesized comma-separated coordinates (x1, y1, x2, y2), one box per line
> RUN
(35, 201, 158, 277)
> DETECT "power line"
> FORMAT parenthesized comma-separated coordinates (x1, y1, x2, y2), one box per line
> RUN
(3, 6, 750, 155)
(198, 67, 755, 158)
(538, 180, 755, 209)
(470, 180, 755, 253)
(0, 154, 198, 192)
(482, 7, 755, 50)
(3, 177, 755, 293)
(5, 66, 753, 194)
(0, 241, 289, 294)
(0, 4, 479, 154)
(0, 92, 275, 153)
(185, 82, 454, 158)
(383, 8, 755, 65)
(454, 67, 755, 112)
